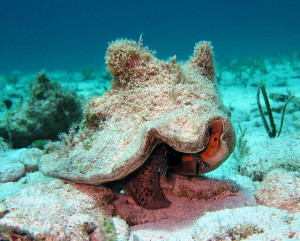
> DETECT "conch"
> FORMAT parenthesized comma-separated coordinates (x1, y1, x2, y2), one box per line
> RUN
(39, 38, 236, 210)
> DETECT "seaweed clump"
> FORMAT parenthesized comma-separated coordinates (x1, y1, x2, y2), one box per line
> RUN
(0, 72, 82, 148)
(233, 124, 250, 170)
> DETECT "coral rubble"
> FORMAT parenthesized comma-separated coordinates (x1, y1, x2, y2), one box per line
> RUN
(256, 168, 300, 213)
(0, 72, 82, 148)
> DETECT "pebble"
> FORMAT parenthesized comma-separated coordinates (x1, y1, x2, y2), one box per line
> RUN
(0, 160, 25, 183)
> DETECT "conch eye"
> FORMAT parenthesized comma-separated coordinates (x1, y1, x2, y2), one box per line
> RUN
(200, 120, 223, 159)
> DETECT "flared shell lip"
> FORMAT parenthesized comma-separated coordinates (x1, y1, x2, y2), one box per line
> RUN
(70, 115, 236, 185)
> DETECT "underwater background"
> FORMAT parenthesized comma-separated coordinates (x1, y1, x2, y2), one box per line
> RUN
(1, 0, 300, 73)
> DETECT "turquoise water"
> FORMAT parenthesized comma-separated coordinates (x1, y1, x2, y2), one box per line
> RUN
(0, 0, 299, 74)
(0, 1, 299, 239)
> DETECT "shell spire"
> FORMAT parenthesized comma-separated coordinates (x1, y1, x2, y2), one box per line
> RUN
(190, 41, 216, 81)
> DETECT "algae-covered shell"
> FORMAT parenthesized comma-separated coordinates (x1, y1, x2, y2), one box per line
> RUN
(39, 39, 235, 185)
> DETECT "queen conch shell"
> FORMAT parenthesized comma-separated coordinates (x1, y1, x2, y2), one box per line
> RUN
(39, 38, 236, 187)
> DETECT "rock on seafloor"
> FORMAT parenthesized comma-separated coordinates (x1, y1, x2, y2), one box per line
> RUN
(1, 148, 42, 173)
(129, 206, 299, 240)
(0, 148, 42, 183)
(239, 135, 300, 181)
(0, 179, 129, 241)
(190, 206, 300, 241)
(256, 168, 300, 213)
(0, 160, 25, 183)
(0, 72, 82, 148)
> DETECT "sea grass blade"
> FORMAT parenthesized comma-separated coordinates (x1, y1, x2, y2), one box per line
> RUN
(257, 85, 271, 136)
(260, 84, 276, 137)
(277, 95, 295, 137)
(257, 83, 276, 138)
